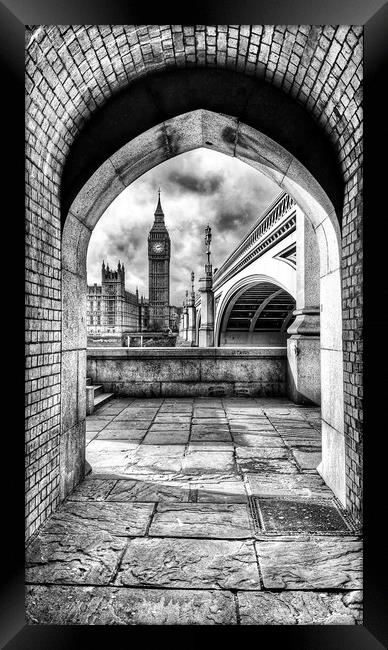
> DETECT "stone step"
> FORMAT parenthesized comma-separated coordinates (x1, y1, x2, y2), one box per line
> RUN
(92, 384, 103, 397)
(94, 392, 114, 410)
(86, 377, 92, 386)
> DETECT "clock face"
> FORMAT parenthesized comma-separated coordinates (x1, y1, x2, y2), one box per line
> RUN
(152, 242, 164, 254)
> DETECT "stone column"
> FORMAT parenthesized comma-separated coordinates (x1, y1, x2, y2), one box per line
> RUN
(287, 211, 321, 405)
(183, 296, 189, 340)
(198, 274, 214, 347)
(198, 225, 215, 347)
(186, 272, 197, 345)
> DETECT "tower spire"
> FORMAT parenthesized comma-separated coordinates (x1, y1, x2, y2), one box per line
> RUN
(154, 187, 164, 222)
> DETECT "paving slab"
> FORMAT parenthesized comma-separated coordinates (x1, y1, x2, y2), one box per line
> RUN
(116, 537, 260, 590)
(67, 479, 117, 501)
(193, 409, 226, 418)
(114, 410, 158, 421)
(153, 415, 192, 424)
(225, 408, 265, 416)
(142, 430, 190, 445)
(107, 478, 191, 502)
(263, 408, 302, 416)
(96, 429, 146, 441)
(237, 457, 299, 474)
(130, 400, 163, 407)
(187, 442, 233, 453)
(26, 585, 237, 625)
(285, 440, 322, 450)
(149, 503, 253, 538)
(86, 420, 110, 432)
(256, 537, 363, 589)
(237, 590, 363, 625)
(121, 445, 185, 474)
(107, 420, 152, 430)
(85, 431, 99, 444)
(41, 501, 154, 537)
(229, 423, 276, 433)
(191, 424, 230, 432)
(227, 413, 272, 422)
(245, 473, 334, 499)
(96, 406, 127, 416)
(192, 418, 228, 425)
(190, 430, 232, 442)
(292, 449, 322, 470)
(195, 479, 248, 503)
(86, 440, 138, 474)
(256, 497, 350, 533)
(236, 446, 291, 460)
(25, 532, 126, 585)
(182, 451, 236, 474)
(147, 423, 191, 432)
(279, 430, 321, 440)
(232, 434, 284, 447)
(272, 423, 315, 431)
(194, 400, 224, 407)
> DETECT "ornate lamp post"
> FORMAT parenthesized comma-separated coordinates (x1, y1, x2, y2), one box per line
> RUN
(205, 225, 212, 276)
(198, 224, 215, 347)
(191, 270, 195, 299)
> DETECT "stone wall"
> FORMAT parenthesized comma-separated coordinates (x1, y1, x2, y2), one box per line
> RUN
(220, 331, 288, 347)
(25, 25, 363, 538)
(87, 348, 287, 397)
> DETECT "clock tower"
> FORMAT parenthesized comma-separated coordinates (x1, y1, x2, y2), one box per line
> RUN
(148, 190, 171, 331)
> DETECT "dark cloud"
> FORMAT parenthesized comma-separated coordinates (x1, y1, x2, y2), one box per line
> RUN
(166, 171, 224, 196)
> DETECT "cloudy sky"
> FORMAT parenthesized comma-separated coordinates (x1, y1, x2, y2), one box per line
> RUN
(87, 148, 281, 305)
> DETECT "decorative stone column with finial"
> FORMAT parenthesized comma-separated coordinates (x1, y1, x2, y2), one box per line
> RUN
(199, 225, 215, 347)
(287, 211, 321, 405)
(183, 290, 189, 340)
(187, 271, 197, 345)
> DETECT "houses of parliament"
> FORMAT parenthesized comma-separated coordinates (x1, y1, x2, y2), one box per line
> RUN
(87, 192, 181, 343)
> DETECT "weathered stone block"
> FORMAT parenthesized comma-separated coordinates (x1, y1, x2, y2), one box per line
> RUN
(107, 477, 191, 502)
(43, 501, 153, 536)
(26, 585, 238, 625)
(149, 503, 253, 538)
(26, 531, 126, 585)
(116, 537, 260, 589)
(237, 590, 362, 624)
(256, 537, 362, 589)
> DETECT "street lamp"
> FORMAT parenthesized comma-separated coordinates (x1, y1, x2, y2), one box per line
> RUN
(205, 224, 212, 276)
(191, 270, 195, 298)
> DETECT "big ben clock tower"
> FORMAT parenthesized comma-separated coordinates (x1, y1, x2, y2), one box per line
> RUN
(148, 189, 171, 331)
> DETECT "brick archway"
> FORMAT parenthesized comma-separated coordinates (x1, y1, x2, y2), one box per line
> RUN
(26, 26, 362, 538)
(62, 107, 345, 506)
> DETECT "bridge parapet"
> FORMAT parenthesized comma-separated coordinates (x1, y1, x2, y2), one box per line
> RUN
(213, 192, 296, 291)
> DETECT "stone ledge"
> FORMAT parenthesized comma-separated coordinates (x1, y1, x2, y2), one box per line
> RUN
(87, 347, 287, 360)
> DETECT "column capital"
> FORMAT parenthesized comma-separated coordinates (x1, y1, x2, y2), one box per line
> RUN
(288, 307, 320, 336)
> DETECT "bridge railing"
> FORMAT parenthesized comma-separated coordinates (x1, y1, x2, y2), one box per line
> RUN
(212, 191, 296, 290)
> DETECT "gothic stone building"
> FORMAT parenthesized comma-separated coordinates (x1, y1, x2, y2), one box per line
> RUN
(87, 261, 143, 340)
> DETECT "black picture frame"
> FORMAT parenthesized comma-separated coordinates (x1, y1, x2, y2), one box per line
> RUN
(3, 1, 387, 647)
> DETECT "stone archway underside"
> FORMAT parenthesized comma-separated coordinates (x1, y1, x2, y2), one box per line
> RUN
(219, 282, 296, 347)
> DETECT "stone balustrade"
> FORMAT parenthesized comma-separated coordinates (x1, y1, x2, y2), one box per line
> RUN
(213, 192, 296, 290)
(87, 347, 287, 397)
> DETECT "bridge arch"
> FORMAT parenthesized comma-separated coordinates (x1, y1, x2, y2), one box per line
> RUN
(216, 279, 296, 348)
(214, 272, 296, 346)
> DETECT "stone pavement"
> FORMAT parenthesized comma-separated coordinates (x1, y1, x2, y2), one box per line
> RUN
(26, 397, 362, 625)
